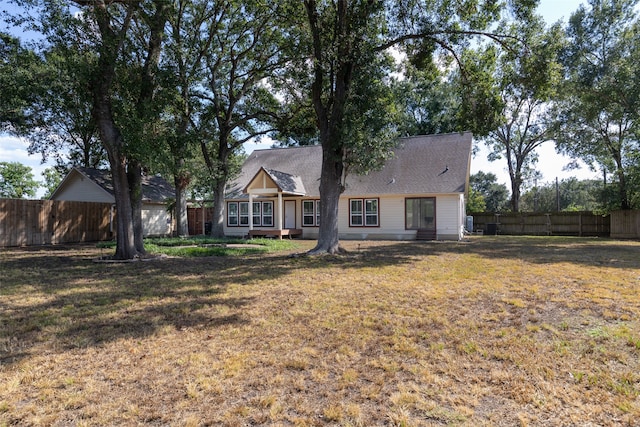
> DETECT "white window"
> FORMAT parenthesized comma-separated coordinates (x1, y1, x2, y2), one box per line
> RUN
(365, 199, 378, 226)
(262, 202, 273, 226)
(252, 202, 262, 226)
(302, 200, 320, 227)
(227, 202, 239, 226)
(239, 202, 249, 226)
(350, 198, 379, 227)
(228, 201, 274, 227)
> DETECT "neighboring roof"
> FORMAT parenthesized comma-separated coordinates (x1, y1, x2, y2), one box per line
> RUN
(227, 132, 473, 198)
(51, 167, 175, 203)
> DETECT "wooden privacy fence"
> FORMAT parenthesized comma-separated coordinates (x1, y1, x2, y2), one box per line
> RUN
(0, 199, 113, 247)
(187, 206, 215, 235)
(471, 212, 610, 237)
(610, 210, 640, 238)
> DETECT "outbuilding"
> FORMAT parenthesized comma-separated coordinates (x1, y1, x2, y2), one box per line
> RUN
(50, 167, 175, 237)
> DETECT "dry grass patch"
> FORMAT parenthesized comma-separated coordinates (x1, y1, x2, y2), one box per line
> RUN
(1, 236, 639, 426)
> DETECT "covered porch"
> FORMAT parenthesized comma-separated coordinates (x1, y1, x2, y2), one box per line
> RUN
(248, 228, 302, 239)
(245, 167, 307, 240)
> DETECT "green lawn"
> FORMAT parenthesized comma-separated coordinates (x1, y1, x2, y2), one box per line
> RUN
(1, 236, 638, 426)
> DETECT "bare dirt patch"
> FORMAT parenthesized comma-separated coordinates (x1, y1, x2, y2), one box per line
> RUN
(1, 237, 639, 426)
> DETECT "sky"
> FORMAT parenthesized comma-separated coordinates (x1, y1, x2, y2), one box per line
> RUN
(0, 0, 600, 198)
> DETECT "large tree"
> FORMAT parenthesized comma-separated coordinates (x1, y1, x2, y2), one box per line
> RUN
(196, 0, 289, 238)
(297, 0, 536, 254)
(155, 0, 292, 238)
(0, 162, 39, 199)
(301, 0, 400, 254)
(481, 17, 564, 212)
(70, 0, 168, 258)
(0, 32, 44, 131)
(4, 1, 160, 258)
(469, 171, 510, 212)
(554, 0, 640, 210)
(154, 0, 213, 237)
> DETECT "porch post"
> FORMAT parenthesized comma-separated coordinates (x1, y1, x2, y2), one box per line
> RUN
(248, 193, 254, 232)
(277, 192, 283, 231)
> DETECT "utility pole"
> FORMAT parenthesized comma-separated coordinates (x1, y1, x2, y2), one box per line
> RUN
(556, 177, 560, 212)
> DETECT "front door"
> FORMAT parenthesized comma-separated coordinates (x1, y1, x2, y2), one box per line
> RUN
(284, 200, 296, 229)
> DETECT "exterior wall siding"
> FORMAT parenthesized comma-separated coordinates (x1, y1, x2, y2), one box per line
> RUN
(223, 194, 465, 241)
(54, 177, 113, 203)
(436, 194, 464, 240)
(338, 195, 415, 240)
(142, 204, 172, 237)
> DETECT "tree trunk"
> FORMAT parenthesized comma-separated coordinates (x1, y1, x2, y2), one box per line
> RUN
(92, 48, 138, 258)
(90, 0, 143, 260)
(174, 171, 189, 236)
(616, 167, 630, 210)
(210, 177, 226, 238)
(309, 138, 346, 254)
(510, 179, 520, 213)
(127, 160, 145, 253)
(100, 127, 138, 259)
(203, 135, 230, 239)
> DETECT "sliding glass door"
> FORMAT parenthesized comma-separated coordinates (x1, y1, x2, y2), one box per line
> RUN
(405, 198, 436, 230)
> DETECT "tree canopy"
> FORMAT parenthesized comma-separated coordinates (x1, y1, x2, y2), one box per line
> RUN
(0, 161, 39, 198)
(0, 32, 44, 132)
(553, 0, 640, 210)
(6, 0, 640, 254)
(480, 16, 564, 212)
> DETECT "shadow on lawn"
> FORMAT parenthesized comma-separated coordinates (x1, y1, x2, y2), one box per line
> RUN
(453, 235, 640, 269)
(0, 242, 430, 365)
(334, 235, 640, 270)
(2, 236, 639, 365)
(0, 253, 262, 365)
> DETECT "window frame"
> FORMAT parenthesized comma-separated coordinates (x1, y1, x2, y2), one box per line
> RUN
(349, 198, 380, 228)
(227, 201, 274, 227)
(404, 197, 436, 230)
(239, 202, 249, 226)
(302, 199, 320, 227)
(262, 202, 273, 226)
(227, 202, 239, 226)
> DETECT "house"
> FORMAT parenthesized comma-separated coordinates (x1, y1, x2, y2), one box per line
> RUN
(50, 167, 175, 237)
(224, 132, 473, 241)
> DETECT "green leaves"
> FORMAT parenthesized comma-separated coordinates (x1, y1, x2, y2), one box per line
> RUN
(0, 161, 39, 199)
(0, 32, 45, 131)
(554, 0, 640, 209)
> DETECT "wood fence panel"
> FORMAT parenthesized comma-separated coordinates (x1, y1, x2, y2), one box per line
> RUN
(187, 207, 214, 235)
(471, 212, 610, 237)
(610, 210, 640, 238)
(0, 199, 113, 247)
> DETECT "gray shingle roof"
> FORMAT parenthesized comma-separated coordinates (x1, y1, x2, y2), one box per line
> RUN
(227, 132, 472, 198)
(75, 167, 174, 202)
(252, 168, 307, 195)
